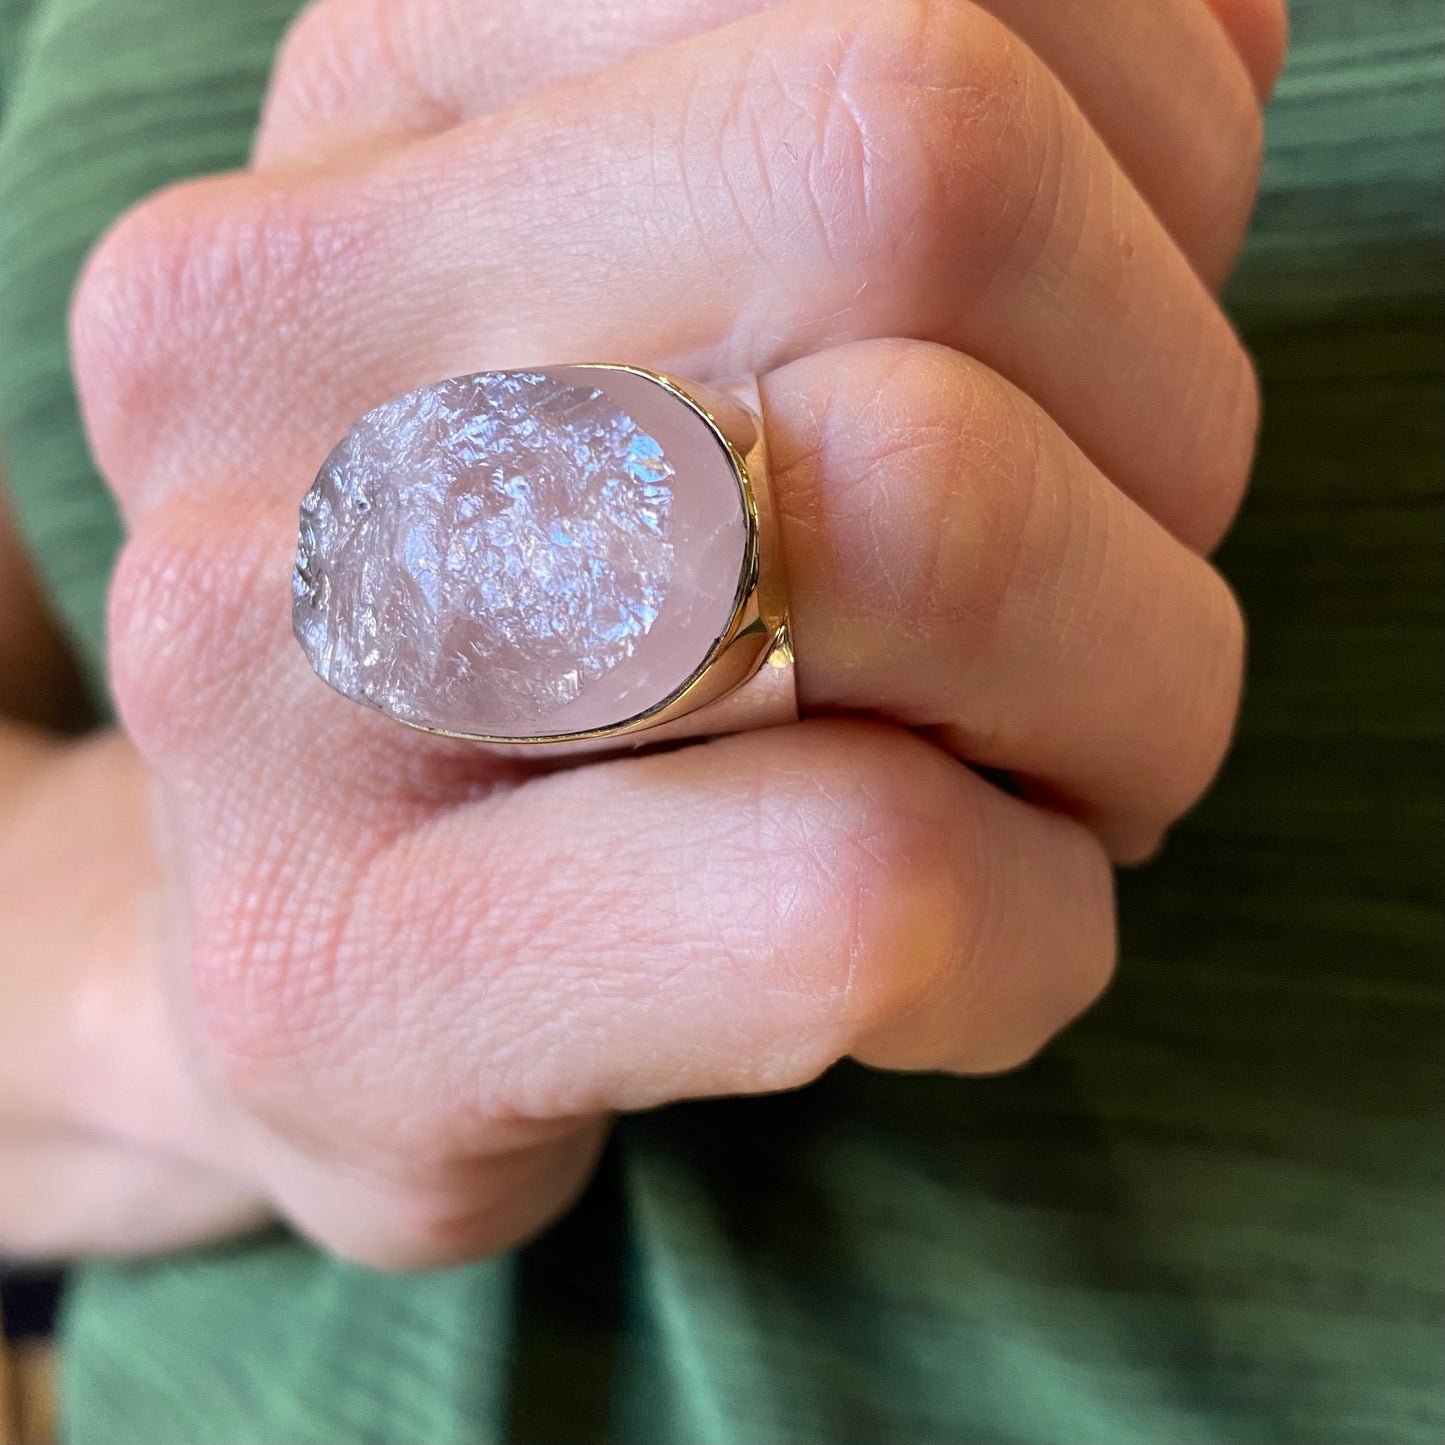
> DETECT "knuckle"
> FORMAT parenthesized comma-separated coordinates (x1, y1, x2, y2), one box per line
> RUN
(267, 0, 368, 117)
(763, 726, 967, 1053)
(1157, 317, 1260, 553)
(71, 182, 229, 493)
(186, 865, 353, 1125)
(108, 495, 290, 762)
(341, 1189, 494, 1271)
(107, 509, 216, 759)
(820, 342, 1038, 643)
(905, 357, 1040, 638)
(1229, 342, 1264, 497)
(1227, 0, 1290, 93)
(70, 174, 350, 505)
(263, 0, 449, 153)
(1058, 873, 1118, 1024)
(294, 1135, 594, 1271)
(1192, 71, 1266, 279)
(70, 195, 180, 496)
(1231, 89, 1267, 192)
(859, 0, 1057, 296)
(772, 341, 1045, 703)
(743, 0, 1042, 299)
(1258, 0, 1291, 79)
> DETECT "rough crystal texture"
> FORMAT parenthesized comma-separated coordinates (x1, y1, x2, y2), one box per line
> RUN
(293, 368, 748, 737)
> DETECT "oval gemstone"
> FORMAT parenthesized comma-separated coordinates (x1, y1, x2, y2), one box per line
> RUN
(293, 367, 750, 738)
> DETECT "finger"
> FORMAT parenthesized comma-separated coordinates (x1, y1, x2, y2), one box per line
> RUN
(105, 320, 1242, 863)
(238, 1113, 612, 1269)
(1203, 0, 1289, 101)
(253, 0, 763, 163)
(1, 1138, 268, 1259)
(177, 718, 1114, 1266)
(74, 0, 1258, 553)
(763, 339, 1245, 858)
(257, 0, 1265, 289)
(105, 507, 1116, 1095)
(103, 445, 1114, 1266)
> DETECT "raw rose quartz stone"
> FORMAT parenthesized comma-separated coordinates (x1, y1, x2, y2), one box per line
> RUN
(293, 367, 749, 738)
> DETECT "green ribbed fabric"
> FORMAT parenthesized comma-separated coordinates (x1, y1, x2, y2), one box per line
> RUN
(1, 1, 1441, 1441)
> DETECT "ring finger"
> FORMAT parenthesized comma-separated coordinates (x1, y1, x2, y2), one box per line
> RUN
(112, 333, 1242, 861)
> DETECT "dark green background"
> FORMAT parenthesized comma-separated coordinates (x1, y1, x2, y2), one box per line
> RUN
(1, 0, 1441, 1440)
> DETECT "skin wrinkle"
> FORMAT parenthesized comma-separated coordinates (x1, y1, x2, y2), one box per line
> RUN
(819, 9, 1014, 322)
(866, 423, 970, 641)
(494, 780, 833, 1110)
(711, 41, 789, 291)
(770, 766, 864, 1009)
(191, 832, 375, 1082)
(108, 189, 280, 497)
(109, 504, 299, 766)
(396, 785, 695, 1106)
(938, 378, 1047, 657)
(381, 0, 469, 136)
(1042, 100, 1114, 315)
(783, 388, 908, 637)
(775, 347, 1042, 694)
(673, 68, 733, 282)
(934, 22, 1055, 304)
(359, 730, 952, 1119)
(858, 750, 1078, 1075)
(186, 743, 454, 1066)
(830, 349, 963, 638)
(223, 821, 524, 1148)
(803, 34, 871, 274)
(1043, 459, 1115, 689)
(799, 739, 964, 1032)
(890, 404, 1020, 643)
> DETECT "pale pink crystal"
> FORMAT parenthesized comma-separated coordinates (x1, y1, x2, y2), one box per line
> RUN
(293, 367, 749, 738)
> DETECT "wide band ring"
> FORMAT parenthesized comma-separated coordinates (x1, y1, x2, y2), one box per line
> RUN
(293, 364, 796, 752)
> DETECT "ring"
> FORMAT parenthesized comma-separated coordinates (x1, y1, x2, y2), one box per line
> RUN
(292, 365, 796, 750)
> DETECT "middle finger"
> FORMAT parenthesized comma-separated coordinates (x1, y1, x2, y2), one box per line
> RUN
(76, 0, 1257, 554)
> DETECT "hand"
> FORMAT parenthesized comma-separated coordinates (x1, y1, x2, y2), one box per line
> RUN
(57, 0, 1285, 1265)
